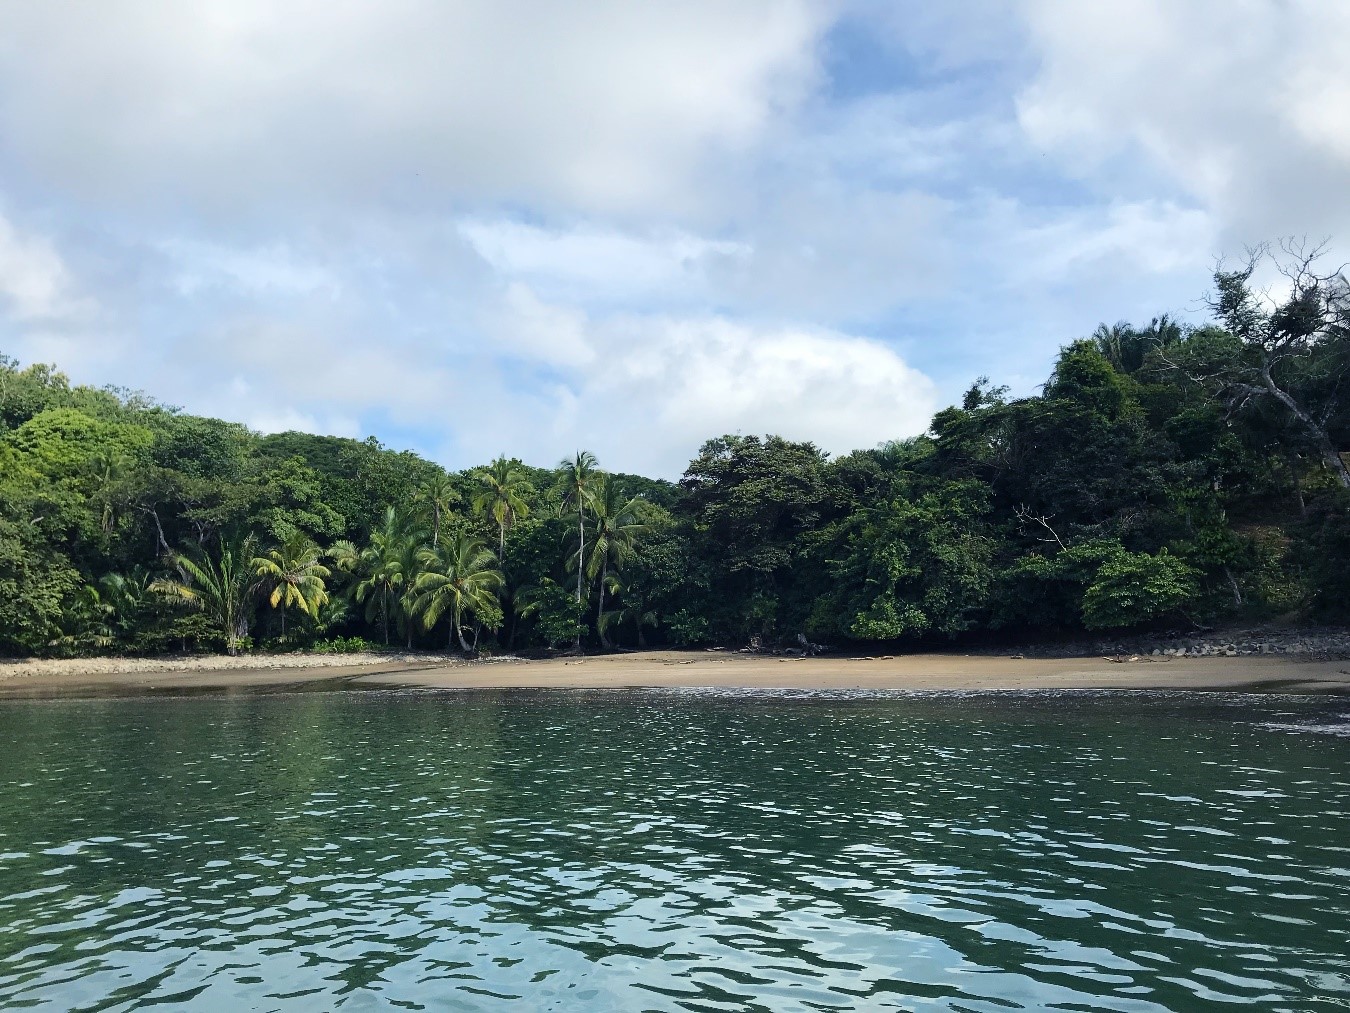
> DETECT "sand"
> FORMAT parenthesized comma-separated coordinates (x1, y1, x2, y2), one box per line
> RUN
(0, 649, 1346, 698)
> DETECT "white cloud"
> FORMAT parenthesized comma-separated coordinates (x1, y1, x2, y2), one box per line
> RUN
(7, 1, 1344, 483)
(245, 407, 360, 439)
(0, 1, 825, 217)
(994, 199, 1217, 284)
(160, 240, 339, 298)
(490, 283, 595, 367)
(457, 293, 940, 476)
(459, 220, 749, 306)
(1017, 0, 1350, 243)
(0, 214, 76, 319)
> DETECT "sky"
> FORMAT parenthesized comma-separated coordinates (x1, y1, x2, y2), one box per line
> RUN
(1, 0, 1348, 478)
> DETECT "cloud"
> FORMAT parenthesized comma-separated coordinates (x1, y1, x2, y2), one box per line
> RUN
(0, 213, 77, 319)
(159, 240, 339, 299)
(584, 315, 940, 474)
(1017, 0, 1350, 243)
(6, 1, 1341, 485)
(458, 221, 749, 308)
(0, 1, 824, 217)
(453, 294, 940, 476)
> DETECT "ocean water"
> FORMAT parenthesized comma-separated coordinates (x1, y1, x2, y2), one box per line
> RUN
(0, 688, 1346, 1011)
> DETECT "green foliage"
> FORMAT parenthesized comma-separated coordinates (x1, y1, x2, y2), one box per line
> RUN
(412, 532, 504, 651)
(1082, 550, 1198, 629)
(0, 515, 82, 654)
(253, 532, 331, 638)
(310, 635, 384, 654)
(515, 578, 585, 647)
(150, 535, 262, 655)
(667, 609, 710, 647)
(850, 594, 929, 640)
(2, 265, 1348, 663)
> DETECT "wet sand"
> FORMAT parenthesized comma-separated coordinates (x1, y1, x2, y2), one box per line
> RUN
(1, 650, 1347, 698)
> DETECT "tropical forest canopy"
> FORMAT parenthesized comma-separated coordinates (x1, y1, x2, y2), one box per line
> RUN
(1, 242, 1347, 658)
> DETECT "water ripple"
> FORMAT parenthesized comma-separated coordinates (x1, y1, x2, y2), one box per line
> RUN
(0, 690, 1346, 1011)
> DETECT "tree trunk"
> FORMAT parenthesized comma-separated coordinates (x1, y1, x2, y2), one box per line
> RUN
(142, 506, 172, 559)
(1261, 360, 1350, 488)
(382, 587, 390, 645)
(576, 512, 585, 603)
(597, 558, 611, 649)
(575, 508, 585, 649)
(455, 616, 472, 652)
(1284, 452, 1308, 517)
(1224, 566, 1243, 607)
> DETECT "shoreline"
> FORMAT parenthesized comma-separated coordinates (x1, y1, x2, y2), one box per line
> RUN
(1, 649, 1347, 698)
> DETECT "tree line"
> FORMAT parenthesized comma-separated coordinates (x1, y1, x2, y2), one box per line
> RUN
(1, 241, 1346, 658)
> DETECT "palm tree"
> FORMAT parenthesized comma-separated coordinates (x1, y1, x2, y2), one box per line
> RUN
(331, 508, 422, 646)
(557, 450, 599, 612)
(596, 577, 658, 649)
(86, 452, 129, 535)
(99, 567, 158, 642)
(413, 475, 461, 547)
(472, 456, 532, 557)
(558, 451, 600, 651)
(575, 478, 648, 649)
(413, 533, 504, 651)
(253, 532, 331, 638)
(151, 534, 261, 655)
(51, 584, 116, 655)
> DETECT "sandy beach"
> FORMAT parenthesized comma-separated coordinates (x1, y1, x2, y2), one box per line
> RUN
(0, 649, 1346, 698)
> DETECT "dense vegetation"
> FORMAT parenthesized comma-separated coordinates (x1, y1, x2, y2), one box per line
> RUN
(2, 243, 1347, 658)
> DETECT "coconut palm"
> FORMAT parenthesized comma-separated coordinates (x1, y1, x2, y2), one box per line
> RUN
(412, 532, 504, 651)
(330, 508, 422, 646)
(472, 456, 532, 557)
(150, 534, 261, 655)
(557, 450, 599, 603)
(596, 576, 658, 649)
(413, 475, 461, 547)
(253, 531, 331, 638)
(577, 478, 648, 648)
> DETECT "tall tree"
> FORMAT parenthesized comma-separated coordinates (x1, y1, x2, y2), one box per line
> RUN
(580, 478, 648, 648)
(412, 475, 460, 547)
(1197, 240, 1350, 488)
(473, 456, 532, 557)
(331, 507, 420, 646)
(413, 533, 504, 651)
(150, 534, 261, 655)
(252, 531, 331, 637)
(557, 451, 600, 643)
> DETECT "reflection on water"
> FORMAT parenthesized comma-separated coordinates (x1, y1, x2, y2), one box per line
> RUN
(0, 690, 1347, 1011)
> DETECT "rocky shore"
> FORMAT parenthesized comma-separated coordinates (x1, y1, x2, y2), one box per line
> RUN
(1001, 627, 1350, 662)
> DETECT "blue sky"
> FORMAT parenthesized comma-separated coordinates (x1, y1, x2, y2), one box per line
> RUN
(1, 0, 1348, 477)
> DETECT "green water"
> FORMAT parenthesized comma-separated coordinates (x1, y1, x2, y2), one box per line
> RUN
(0, 689, 1346, 1011)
